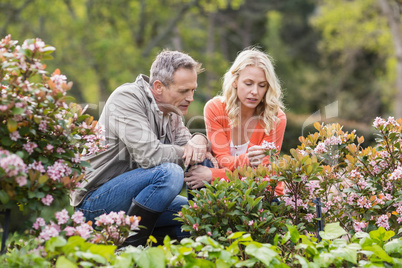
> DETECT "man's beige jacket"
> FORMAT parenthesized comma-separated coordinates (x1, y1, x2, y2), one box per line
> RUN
(70, 75, 192, 207)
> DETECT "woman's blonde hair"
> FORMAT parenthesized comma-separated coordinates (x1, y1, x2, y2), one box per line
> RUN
(222, 47, 284, 133)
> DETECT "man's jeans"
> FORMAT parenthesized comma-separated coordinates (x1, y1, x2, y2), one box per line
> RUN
(76, 163, 188, 238)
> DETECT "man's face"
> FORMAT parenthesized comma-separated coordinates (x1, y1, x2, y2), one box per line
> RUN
(159, 68, 197, 115)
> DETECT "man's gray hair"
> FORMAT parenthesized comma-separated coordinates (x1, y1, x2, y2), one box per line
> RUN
(149, 50, 202, 87)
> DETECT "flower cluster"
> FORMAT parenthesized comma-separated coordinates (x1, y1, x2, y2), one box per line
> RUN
(288, 120, 402, 234)
(0, 35, 105, 214)
(31, 209, 139, 247)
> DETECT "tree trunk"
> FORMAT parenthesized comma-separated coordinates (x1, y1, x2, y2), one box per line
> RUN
(378, 0, 402, 118)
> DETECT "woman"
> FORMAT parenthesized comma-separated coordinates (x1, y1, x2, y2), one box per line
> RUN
(203, 47, 286, 195)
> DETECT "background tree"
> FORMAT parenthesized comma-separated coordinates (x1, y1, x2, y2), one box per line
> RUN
(1, 0, 400, 153)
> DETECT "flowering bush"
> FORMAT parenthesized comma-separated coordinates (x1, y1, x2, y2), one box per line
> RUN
(178, 167, 292, 245)
(181, 118, 402, 246)
(30, 209, 139, 249)
(291, 119, 402, 235)
(0, 35, 105, 214)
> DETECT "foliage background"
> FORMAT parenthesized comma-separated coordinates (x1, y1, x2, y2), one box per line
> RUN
(2, 0, 401, 152)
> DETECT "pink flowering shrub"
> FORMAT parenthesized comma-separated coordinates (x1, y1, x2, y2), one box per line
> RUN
(0, 35, 105, 213)
(31, 209, 139, 247)
(277, 120, 402, 235)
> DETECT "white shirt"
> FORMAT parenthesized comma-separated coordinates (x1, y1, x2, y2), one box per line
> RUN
(230, 140, 249, 156)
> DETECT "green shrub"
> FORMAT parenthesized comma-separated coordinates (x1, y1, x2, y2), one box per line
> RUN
(178, 171, 294, 245)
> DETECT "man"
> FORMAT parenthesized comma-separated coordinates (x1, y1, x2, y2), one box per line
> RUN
(70, 50, 216, 246)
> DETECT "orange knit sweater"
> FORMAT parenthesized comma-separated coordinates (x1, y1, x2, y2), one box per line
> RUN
(204, 97, 287, 195)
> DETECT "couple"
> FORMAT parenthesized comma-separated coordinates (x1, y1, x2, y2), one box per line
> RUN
(70, 47, 286, 247)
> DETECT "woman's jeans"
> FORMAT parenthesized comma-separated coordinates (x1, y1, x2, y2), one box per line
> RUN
(76, 163, 188, 238)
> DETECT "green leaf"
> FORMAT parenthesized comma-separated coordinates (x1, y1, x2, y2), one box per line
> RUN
(331, 246, 357, 264)
(367, 244, 393, 263)
(319, 222, 347, 240)
(11, 107, 24, 115)
(286, 224, 300, 243)
(46, 236, 67, 252)
(78, 252, 107, 264)
(228, 232, 246, 240)
(89, 244, 117, 261)
(369, 227, 395, 246)
(384, 239, 402, 255)
(134, 247, 166, 268)
(245, 243, 277, 266)
(0, 190, 10, 204)
(1, 136, 12, 146)
(55, 256, 78, 268)
(7, 119, 18, 132)
(216, 258, 231, 268)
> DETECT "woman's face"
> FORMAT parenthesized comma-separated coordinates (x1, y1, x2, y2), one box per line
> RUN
(235, 65, 268, 112)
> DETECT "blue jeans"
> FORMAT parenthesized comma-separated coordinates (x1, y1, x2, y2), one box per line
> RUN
(76, 163, 188, 238)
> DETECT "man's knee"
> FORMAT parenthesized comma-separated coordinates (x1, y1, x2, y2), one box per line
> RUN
(157, 163, 184, 190)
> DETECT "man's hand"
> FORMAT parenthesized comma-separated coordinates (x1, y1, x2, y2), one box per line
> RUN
(183, 134, 208, 168)
(247, 145, 266, 167)
(184, 165, 212, 189)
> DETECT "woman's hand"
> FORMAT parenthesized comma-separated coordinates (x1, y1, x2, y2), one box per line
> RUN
(247, 145, 266, 167)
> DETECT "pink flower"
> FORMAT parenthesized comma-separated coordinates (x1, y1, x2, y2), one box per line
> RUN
(390, 166, 402, 181)
(387, 116, 398, 127)
(64, 226, 76, 236)
(15, 176, 27, 187)
(193, 223, 199, 231)
(297, 149, 308, 156)
(45, 144, 54, 152)
(38, 120, 47, 132)
(22, 38, 46, 52)
(304, 213, 314, 223)
(314, 142, 327, 154)
(95, 213, 114, 226)
(0, 105, 8, 111)
(23, 142, 38, 155)
(376, 215, 390, 230)
(50, 74, 67, 87)
(248, 220, 254, 226)
(33, 217, 46, 230)
(0, 153, 27, 177)
(55, 209, 70, 225)
(353, 220, 368, 232)
(75, 223, 93, 239)
(261, 141, 277, 151)
(9, 131, 21, 141)
(41, 194, 54, 206)
(357, 179, 367, 189)
(207, 231, 212, 236)
(28, 161, 46, 173)
(373, 117, 386, 128)
(71, 211, 85, 224)
(56, 148, 65, 154)
(47, 160, 72, 181)
(39, 225, 59, 241)
(324, 136, 342, 146)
